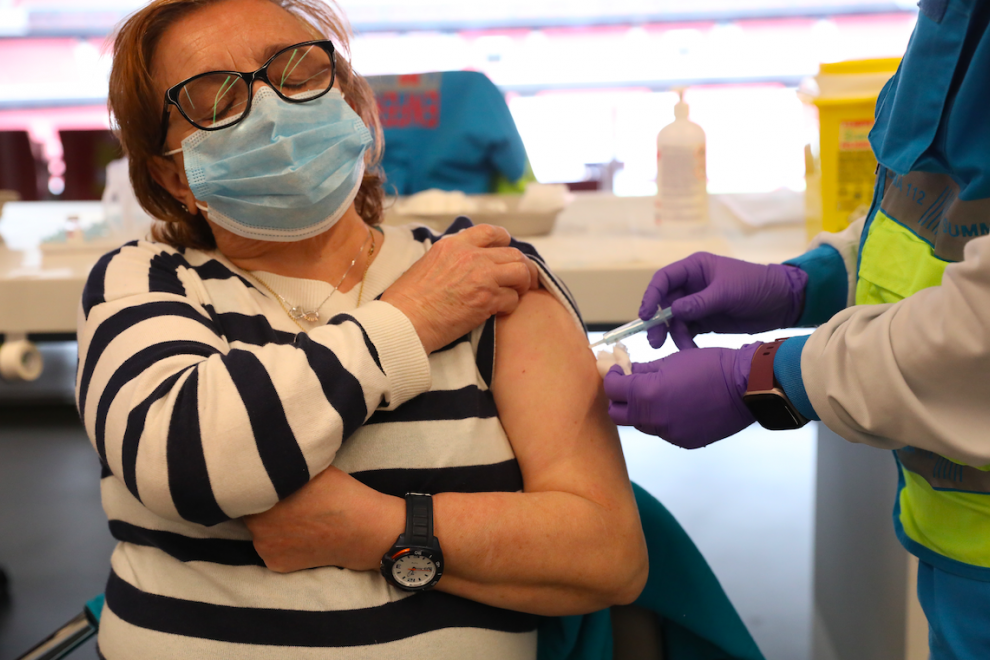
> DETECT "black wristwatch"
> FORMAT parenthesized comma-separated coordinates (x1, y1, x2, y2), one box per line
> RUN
(743, 339, 809, 431)
(380, 493, 444, 591)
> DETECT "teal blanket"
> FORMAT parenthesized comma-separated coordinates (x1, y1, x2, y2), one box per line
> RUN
(538, 483, 765, 660)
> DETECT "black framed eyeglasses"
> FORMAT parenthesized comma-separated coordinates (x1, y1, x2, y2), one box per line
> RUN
(158, 39, 336, 152)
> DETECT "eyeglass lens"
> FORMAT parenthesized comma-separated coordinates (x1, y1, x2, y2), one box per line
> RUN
(176, 44, 333, 129)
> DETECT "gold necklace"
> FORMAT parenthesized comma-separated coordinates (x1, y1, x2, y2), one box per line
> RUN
(356, 228, 379, 307)
(254, 277, 307, 332)
(253, 228, 372, 329)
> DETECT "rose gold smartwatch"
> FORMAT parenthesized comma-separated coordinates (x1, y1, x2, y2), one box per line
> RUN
(743, 339, 809, 431)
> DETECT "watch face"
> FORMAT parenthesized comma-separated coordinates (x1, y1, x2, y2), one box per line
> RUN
(390, 551, 437, 588)
(744, 393, 805, 430)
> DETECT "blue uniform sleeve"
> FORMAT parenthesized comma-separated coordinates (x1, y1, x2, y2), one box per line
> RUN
(785, 244, 848, 327)
(772, 335, 819, 421)
(476, 76, 527, 184)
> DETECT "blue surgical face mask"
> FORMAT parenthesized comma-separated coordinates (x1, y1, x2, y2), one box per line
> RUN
(169, 87, 372, 242)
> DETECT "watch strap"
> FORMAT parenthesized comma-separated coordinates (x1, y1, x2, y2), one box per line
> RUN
(747, 339, 786, 394)
(404, 493, 433, 547)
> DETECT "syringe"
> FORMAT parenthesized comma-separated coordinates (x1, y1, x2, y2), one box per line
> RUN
(589, 306, 673, 348)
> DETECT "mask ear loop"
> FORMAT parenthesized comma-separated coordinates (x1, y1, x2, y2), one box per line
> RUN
(157, 144, 196, 213)
(161, 144, 196, 212)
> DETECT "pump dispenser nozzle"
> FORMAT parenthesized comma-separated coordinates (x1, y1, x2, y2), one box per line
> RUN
(672, 86, 689, 120)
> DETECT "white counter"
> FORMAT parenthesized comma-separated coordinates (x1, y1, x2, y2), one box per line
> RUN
(0, 201, 108, 336)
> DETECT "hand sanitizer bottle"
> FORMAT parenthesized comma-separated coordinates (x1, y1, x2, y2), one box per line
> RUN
(655, 87, 708, 232)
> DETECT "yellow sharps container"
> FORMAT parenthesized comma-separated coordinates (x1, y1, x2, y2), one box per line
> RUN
(805, 57, 901, 234)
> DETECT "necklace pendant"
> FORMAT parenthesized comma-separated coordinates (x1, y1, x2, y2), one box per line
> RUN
(289, 306, 319, 322)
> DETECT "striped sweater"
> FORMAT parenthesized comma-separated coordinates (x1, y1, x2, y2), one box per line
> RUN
(77, 218, 582, 659)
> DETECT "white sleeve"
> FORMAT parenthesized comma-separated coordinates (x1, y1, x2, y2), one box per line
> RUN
(801, 232, 990, 466)
(807, 215, 866, 308)
(77, 241, 431, 525)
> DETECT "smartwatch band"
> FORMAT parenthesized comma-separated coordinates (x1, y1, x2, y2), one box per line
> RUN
(405, 493, 433, 547)
(748, 339, 786, 392)
(745, 338, 809, 430)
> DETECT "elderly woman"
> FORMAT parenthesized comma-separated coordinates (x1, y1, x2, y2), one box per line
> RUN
(79, 0, 648, 656)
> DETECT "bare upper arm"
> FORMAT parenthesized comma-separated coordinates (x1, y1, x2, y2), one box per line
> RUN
(491, 289, 632, 500)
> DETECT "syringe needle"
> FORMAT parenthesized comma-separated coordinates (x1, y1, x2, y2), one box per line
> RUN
(589, 306, 673, 349)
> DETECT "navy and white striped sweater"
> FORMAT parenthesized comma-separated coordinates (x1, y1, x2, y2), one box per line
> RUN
(77, 219, 582, 659)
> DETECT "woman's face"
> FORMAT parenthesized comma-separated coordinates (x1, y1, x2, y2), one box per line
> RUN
(151, 0, 326, 218)
(155, 0, 323, 156)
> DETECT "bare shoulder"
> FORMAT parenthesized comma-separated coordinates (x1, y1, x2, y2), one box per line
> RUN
(491, 281, 625, 497)
(491, 288, 608, 455)
(494, 288, 590, 367)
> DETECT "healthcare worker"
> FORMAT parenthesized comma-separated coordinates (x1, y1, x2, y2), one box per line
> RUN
(604, 1, 990, 657)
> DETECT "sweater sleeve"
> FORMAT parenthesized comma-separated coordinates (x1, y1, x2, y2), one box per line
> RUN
(784, 215, 866, 325)
(76, 241, 431, 526)
(794, 232, 990, 466)
(773, 217, 868, 420)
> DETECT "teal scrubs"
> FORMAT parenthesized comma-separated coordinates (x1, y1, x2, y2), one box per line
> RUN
(368, 71, 528, 195)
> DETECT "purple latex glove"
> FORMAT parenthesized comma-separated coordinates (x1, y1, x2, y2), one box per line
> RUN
(640, 252, 808, 350)
(603, 342, 761, 449)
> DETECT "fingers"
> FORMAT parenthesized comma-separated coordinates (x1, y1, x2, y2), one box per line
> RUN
(482, 248, 540, 288)
(640, 272, 670, 320)
(669, 291, 715, 323)
(646, 323, 668, 349)
(482, 246, 530, 264)
(669, 320, 699, 351)
(630, 360, 663, 374)
(448, 224, 542, 290)
(639, 257, 698, 319)
(493, 259, 536, 297)
(604, 366, 655, 428)
(602, 364, 633, 403)
(605, 362, 665, 430)
(455, 223, 512, 248)
(526, 259, 541, 290)
(490, 288, 522, 316)
(608, 401, 632, 427)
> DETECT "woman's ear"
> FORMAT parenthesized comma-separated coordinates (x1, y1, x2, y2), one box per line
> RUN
(149, 155, 198, 213)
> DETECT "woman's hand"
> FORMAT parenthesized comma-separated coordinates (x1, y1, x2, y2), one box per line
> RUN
(244, 466, 403, 573)
(381, 224, 540, 354)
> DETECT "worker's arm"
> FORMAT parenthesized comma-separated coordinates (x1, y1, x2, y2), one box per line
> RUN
(784, 215, 865, 324)
(247, 288, 649, 616)
(777, 231, 990, 466)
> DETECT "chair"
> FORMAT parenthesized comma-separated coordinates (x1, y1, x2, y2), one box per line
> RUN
(537, 483, 765, 660)
(367, 71, 531, 195)
(0, 131, 44, 201)
(0, 189, 20, 218)
(14, 595, 103, 660)
(59, 130, 122, 201)
(612, 603, 665, 659)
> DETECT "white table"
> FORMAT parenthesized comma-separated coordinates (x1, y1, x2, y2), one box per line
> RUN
(0, 201, 108, 337)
